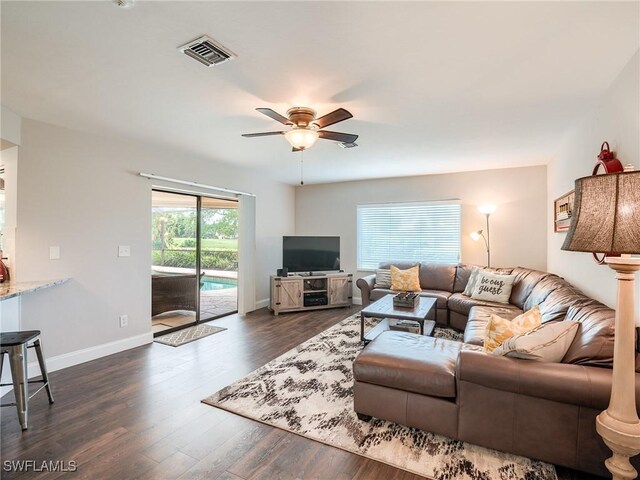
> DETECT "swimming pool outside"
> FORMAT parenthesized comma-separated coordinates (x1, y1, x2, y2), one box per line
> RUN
(201, 277, 238, 291)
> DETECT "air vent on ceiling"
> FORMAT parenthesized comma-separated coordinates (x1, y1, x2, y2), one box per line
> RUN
(338, 142, 358, 149)
(178, 36, 236, 67)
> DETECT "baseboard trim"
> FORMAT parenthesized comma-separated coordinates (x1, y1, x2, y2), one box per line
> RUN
(25, 331, 153, 379)
(255, 298, 269, 310)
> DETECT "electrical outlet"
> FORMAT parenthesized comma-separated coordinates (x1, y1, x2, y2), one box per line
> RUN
(118, 245, 131, 257)
(119, 315, 128, 328)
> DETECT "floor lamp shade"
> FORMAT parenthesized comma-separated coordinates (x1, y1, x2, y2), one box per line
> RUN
(562, 171, 640, 254)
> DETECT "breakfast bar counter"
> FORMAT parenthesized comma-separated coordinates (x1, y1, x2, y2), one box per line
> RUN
(0, 278, 70, 301)
(0, 278, 71, 394)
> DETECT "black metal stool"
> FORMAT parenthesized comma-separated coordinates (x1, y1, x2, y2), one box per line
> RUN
(0, 331, 54, 430)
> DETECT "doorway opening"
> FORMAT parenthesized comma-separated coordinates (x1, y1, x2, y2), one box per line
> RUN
(151, 190, 238, 336)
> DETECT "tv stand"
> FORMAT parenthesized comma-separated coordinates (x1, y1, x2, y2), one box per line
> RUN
(269, 272, 352, 315)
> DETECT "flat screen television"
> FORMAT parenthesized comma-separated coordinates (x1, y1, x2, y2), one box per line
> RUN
(283, 236, 340, 273)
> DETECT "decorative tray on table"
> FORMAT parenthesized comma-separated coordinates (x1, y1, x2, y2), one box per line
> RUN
(393, 292, 419, 308)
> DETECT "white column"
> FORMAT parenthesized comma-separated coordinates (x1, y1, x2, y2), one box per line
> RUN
(237, 194, 256, 315)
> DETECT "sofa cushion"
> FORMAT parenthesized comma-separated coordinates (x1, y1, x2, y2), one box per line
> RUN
(484, 306, 541, 353)
(370, 288, 395, 302)
(470, 271, 516, 304)
(418, 289, 451, 309)
(462, 266, 514, 295)
(419, 262, 457, 292)
(374, 269, 391, 288)
(463, 266, 484, 296)
(453, 264, 473, 293)
(523, 274, 567, 311)
(463, 306, 522, 346)
(353, 331, 462, 398)
(448, 292, 522, 317)
(390, 265, 421, 292)
(458, 349, 640, 411)
(509, 267, 551, 309)
(562, 303, 615, 368)
(379, 261, 418, 271)
(493, 320, 579, 362)
(538, 286, 599, 323)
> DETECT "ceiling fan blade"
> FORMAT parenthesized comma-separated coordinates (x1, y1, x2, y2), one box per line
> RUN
(241, 131, 285, 138)
(256, 108, 293, 125)
(292, 147, 303, 152)
(313, 108, 353, 129)
(318, 130, 358, 144)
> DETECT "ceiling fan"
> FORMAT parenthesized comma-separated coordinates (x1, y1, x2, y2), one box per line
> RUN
(241, 107, 358, 151)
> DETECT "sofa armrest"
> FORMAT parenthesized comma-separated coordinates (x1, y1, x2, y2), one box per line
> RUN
(356, 274, 376, 307)
(456, 349, 639, 410)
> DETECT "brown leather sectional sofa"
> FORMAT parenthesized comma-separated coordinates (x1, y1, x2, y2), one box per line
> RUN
(354, 262, 639, 477)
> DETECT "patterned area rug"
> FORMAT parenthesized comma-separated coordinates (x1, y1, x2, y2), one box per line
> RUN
(154, 323, 226, 347)
(203, 314, 557, 480)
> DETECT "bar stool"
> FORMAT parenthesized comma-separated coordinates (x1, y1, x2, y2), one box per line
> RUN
(0, 331, 54, 430)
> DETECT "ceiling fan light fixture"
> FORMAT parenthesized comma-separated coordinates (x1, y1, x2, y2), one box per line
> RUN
(284, 128, 319, 150)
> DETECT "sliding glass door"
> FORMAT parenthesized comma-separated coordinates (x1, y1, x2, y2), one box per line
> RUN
(199, 196, 238, 321)
(151, 190, 238, 335)
(151, 191, 199, 334)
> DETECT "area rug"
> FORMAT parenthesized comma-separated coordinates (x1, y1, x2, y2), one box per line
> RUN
(154, 323, 226, 347)
(203, 314, 557, 480)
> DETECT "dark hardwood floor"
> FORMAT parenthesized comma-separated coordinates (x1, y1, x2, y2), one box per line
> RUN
(1, 306, 600, 480)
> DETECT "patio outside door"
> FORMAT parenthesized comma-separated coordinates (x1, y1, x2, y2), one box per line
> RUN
(199, 196, 238, 321)
(151, 191, 238, 336)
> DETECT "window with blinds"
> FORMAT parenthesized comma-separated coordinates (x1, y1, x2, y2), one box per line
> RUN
(357, 201, 461, 270)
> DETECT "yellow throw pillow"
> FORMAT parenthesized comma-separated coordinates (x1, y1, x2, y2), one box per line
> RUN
(390, 265, 421, 292)
(483, 306, 541, 353)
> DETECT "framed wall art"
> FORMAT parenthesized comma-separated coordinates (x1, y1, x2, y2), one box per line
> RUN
(554, 190, 574, 232)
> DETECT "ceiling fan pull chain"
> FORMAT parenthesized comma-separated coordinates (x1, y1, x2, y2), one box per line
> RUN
(300, 150, 304, 186)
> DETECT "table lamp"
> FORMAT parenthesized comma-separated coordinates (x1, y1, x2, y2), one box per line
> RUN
(562, 170, 640, 479)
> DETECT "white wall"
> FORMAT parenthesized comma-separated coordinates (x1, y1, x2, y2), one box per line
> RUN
(15, 119, 295, 364)
(1, 105, 21, 147)
(1, 147, 18, 273)
(295, 165, 547, 302)
(547, 50, 639, 308)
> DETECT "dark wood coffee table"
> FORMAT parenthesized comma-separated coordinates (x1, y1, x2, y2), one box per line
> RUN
(360, 294, 437, 344)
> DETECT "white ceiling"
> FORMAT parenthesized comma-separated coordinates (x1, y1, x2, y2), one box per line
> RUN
(2, 1, 638, 185)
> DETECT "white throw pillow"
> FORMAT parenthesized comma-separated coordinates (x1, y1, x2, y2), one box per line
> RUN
(470, 271, 515, 304)
(491, 321, 580, 363)
(375, 269, 392, 288)
(463, 266, 483, 296)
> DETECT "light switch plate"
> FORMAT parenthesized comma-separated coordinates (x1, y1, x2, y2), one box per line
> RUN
(49, 246, 60, 260)
(118, 245, 131, 257)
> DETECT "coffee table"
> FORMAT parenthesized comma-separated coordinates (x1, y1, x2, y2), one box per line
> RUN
(360, 294, 437, 344)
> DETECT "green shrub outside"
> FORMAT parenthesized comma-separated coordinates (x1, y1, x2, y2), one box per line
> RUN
(152, 249, 238, 271)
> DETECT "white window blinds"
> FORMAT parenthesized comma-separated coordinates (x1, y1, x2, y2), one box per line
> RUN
(357, 201, 461, 270)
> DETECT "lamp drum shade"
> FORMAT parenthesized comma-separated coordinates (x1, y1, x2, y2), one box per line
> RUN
(562, 171, 640, 254)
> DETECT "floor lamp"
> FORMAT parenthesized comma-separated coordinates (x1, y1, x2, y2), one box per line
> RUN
(471, 204, 496, 267)
(562, 171, 640, 480)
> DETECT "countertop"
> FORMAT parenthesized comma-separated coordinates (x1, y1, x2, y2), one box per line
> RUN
(0, 278, 70, 301)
